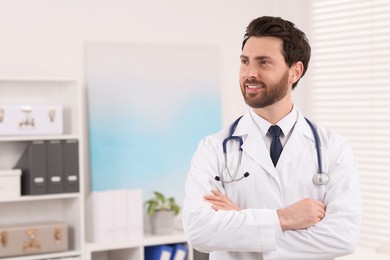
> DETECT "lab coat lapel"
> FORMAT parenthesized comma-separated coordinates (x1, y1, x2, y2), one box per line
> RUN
(233, 112, 276, 176)
(276, 111, 315, 169)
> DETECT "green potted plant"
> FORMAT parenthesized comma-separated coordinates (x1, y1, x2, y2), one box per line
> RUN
(145, 191, 180, 235)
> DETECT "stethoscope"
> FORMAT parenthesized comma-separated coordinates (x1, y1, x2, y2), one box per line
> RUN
(214, 116, 330, 185)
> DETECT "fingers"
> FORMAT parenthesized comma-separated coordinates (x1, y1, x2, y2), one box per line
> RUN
(204, 190, 240, 211)
(210, 189, 223, 196)
(303, 197, 325, 208)
(203, 190, 224, 201)
(278, 198, 327, 230)
(317, 205, 326, 218)
(209, 202, 240, 211)
(204, 190, 232, 204)
(311, 199, 326, 220)
(204, 198, 229, 208)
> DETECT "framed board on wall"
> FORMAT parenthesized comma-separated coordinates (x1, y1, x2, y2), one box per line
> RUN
(85, 42, 222, 204)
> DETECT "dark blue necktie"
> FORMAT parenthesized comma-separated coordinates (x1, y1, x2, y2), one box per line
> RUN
(268, 125, 283, 166)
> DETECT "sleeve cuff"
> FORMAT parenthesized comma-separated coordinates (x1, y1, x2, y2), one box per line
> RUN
(274, 209, 283, 239)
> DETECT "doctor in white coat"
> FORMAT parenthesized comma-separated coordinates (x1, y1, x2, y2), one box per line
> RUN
(182, 16, 361, 260)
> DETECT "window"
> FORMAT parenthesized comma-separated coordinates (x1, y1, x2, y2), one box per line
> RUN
(310, 0, 390, 250)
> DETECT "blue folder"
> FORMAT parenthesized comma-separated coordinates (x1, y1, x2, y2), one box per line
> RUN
(170, 244, 188, 260)
(145, 245, 173, 260)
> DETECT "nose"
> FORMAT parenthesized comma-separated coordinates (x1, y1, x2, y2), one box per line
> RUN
(242, 61, 258, 79)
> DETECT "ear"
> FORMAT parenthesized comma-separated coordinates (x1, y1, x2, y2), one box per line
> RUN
(289, 61, 304, 85)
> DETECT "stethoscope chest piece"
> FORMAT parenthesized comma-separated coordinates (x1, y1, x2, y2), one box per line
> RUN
(312, 172, 329, 185)
(216, 116, 330, 186)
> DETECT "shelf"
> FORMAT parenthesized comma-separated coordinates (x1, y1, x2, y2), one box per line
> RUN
(0, 78, 77, 83)
(0, 192, 80, 203)
(0, 134, 79, 142)
(0, 78, 84, 260)
(86, 231, 188, 253)
(0, 250, 81, 260)
(143, 230, 187, 246)
(87, 241, 142, 252)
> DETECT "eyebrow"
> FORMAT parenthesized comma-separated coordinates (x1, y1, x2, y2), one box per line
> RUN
(240, 55, 273, 61)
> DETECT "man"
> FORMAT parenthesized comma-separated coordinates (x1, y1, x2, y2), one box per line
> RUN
(182, 16, 361, 260)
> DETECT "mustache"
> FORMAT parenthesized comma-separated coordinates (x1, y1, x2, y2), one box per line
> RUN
(244, 79, 265, 85)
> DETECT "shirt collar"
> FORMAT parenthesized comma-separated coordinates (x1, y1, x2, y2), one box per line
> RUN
(249, 105, 298, 138)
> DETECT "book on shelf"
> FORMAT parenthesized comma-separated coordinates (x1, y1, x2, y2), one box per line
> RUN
(171, 243, 188, 260)
(145, 245, 173, 260)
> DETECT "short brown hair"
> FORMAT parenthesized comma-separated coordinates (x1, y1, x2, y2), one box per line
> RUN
(242, 16, 311, 89)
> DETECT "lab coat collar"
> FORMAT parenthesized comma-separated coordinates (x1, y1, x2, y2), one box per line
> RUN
(232, 108, 314, 142)
(275, 110, 315, 169)
(295, 109, 316, 142)
(248, 105, 298, 140)
(232, 108, 315, 175)
(233, 110, 276, 176)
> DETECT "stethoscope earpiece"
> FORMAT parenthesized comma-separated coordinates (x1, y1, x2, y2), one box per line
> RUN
(215, 172, 250, 183)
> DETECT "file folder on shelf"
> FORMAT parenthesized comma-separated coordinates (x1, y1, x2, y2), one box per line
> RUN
(171, 244, 188, 260)
(15, 141, 47, 195)
(47, 140, 64, 194)
(86, 189, 143, 243)
(63, 139, 79, 193)
(145, 245, 173, 260)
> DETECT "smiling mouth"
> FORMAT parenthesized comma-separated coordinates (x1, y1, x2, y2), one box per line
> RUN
(246, 85, 263, 89)
(245, 84, 264, 93)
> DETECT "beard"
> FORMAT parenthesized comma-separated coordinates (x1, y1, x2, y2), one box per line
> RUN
(241, 70, 289, 109)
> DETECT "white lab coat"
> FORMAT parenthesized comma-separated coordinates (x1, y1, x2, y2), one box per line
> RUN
(182, 109, 361, 260)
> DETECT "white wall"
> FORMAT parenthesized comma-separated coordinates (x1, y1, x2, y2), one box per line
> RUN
(0, 0, 311, 126)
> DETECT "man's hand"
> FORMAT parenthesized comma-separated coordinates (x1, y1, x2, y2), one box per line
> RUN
(277, 198, 326, 230)
(204, 191, 325, 230)
(203, 189, 241, 211)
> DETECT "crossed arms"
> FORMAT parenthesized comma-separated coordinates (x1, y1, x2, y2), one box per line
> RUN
(204, 189, 326, 231)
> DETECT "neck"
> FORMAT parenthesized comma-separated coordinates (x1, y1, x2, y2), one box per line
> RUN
(251, 95, 293, 124)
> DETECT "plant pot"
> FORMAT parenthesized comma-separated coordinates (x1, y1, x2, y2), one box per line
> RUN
(150, 210, 175, 235)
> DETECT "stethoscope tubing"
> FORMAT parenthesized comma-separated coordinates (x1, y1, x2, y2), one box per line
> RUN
(305, 118, 324, 174)
(217, 116, 328, 185)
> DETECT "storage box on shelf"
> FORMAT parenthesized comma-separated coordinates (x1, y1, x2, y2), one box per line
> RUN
(0, 169, 21, 201)
(0, 104, 63, 136)
(0, 222, 68, 258)
(0, 79, 84, 260)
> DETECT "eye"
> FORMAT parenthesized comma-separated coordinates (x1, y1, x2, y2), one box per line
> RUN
(240, 58, 249, 65)
(259, 59, 270, 65)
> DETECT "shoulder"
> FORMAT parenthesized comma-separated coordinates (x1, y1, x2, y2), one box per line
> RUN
(198, 113, 248, 147)
(316, 123, 349, 148)
(190, 127, 229, 167)
(297, 108, 349, 149)
(197, 127, 229, 151)
(310, 121, 355, 162)
(195, 113, 247, 154)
